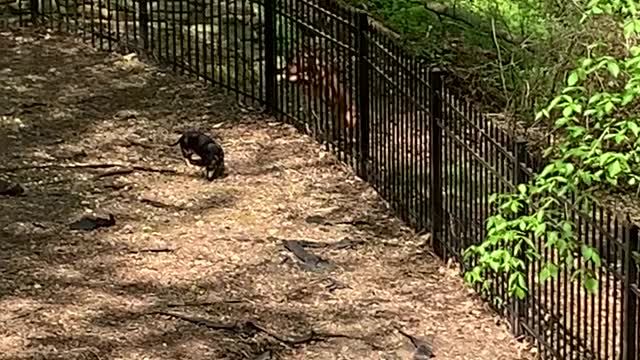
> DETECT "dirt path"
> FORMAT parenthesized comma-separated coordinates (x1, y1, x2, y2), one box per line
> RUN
(0, 29, 535, 360)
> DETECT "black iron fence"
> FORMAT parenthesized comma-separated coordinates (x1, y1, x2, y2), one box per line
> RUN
(2, 0, 638, 358)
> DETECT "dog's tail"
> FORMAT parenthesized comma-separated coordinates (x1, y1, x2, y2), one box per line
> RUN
(169, 135, 183, 147)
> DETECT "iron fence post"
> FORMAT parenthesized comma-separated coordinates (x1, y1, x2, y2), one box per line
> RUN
(512, 138, 528, 337)
(30, 0, 39, 25)
(429, 68, 444, 258)
(623, 219, 638, 360)
(356, 11, 370, 180)
(138, 0, 149, 50)
(264, 0, 277, 112)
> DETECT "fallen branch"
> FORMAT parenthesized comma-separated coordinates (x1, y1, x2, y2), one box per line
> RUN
(139, 198, 180, 209)
(395, 325, 435, 358)
(284, 277, 348, 298)
(148, 310, 360, 346)
(283, 240, 334, 271)
(94, 168, 135, 178)
(149, 311, 238, 331)
(166, 298, 249, 307)
(127, 139, 154, 149)
(0, 162, 178, 175)
(271, 236, 364, 250)
(128, 248, 177, 254)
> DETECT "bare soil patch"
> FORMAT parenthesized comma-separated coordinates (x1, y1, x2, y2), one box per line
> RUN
(0, 28, 536, 359)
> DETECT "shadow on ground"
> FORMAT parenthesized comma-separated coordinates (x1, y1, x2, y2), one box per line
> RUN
(0, 29, 534, 360)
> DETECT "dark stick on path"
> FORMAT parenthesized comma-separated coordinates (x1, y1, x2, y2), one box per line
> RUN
(1, 162, 178, 175)
(148, 310, 367, 347)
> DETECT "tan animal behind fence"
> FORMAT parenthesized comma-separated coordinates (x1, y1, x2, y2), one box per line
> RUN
(281, 39, 358, 142)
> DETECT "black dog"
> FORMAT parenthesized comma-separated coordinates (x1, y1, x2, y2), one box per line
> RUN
(170, 129, 225, 180)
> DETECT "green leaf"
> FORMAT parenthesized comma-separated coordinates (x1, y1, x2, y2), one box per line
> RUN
(605, 101, 615, 113)
(581, 244, 594, 260)
(547, 231, 559, 246)
(629, 121, 640, 136)
(591, 251, 602, 267)
(539, 263, 559, 283)
(625, 20, 636, 38)
(608, 62, 621, 78)
(584, 277, 599, 293)
(621, 93, 635, 106)
(567, 72, 579, 86)
(517, 273, 527, 289)
(608, 161, 622, 178)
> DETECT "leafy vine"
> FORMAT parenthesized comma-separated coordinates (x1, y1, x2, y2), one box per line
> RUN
(463, 0, 640, 300)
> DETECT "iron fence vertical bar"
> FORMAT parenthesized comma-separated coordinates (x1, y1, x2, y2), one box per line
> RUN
(285, 0, 293, 123)
(614, 220, 621, 360)
(203, 0, 208, 81)
(391, 40, 396, 205)
(400, 46, 407, 222)
(172, 0, 178, 70)
(30, 0, 38, 26)
(623, 221, 638, 360)
(224, 0, 230, 86)
(246, 0, 252, 97)
(98, 0, 104, 48)
(605, 212, 612, 359)
(210, 0, 215, 83)
(179, 0, 185, 73)
(356, 11, 369, 181)
(139, 0, 148, 50)
(429, 68, 443, 258)
(115, 0, 120, 46)
(59, 0, 64, 32)
(511, 138, 527, 337)
(165, 0, 169, 64)
(444, 88, 451, 256)
(217, 0, 222, 83)
(149, 0, 156, 62)
(186, 0, 192, 74)
(107, 0, 112, 50)
(125, 0, 130, 54)
(90, 0, 96, 46)
(131, 0, 136, 48)
(232, 0, 238, 99)
(195, 0, 200, 80)
(264, 0, 276, 112)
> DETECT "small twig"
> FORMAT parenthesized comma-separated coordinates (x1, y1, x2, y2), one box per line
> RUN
(149, 311, 239, 331)
(148, 310, 365, 347)
(128, 248, 177, 254)
(127, 139, 154, 149)
(139, 198, 179, 209)
(94, 168, 134, 179)
(166, 299, 249, 307)
(395, 325, 435, 358)
(1, 162, 178, 175)
(3, 306, 44, 322)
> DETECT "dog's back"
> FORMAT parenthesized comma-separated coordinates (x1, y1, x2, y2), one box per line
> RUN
(173, 129, 225, 180)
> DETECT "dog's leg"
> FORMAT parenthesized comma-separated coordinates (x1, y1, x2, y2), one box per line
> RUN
(205, 167, 215, 181)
